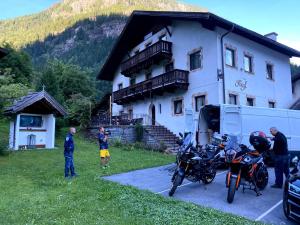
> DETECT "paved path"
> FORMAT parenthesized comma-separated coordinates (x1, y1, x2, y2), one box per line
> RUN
(103, 164, 298, 225)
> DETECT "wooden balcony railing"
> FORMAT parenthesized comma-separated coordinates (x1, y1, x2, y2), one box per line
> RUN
(120, 40, 172, 76)
(113, 69, 189, 104)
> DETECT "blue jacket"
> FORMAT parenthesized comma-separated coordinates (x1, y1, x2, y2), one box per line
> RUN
(98, 133, 108, 150)
(64, 133, 74, 157)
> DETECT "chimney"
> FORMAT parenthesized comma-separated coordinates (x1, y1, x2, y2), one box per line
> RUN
(264, 32, 278, 41)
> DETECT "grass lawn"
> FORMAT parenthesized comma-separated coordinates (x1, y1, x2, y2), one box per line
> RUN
(0, 122, 260, 225)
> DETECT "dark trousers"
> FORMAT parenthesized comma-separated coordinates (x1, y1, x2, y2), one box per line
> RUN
(274, 155, 289, 186)
(65, 156, 75, 177)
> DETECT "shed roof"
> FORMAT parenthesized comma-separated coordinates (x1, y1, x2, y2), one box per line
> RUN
(97, 11, 300, 81)
(4, 91, 67, 117)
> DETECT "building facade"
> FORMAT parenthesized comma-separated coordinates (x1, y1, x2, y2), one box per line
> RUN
(98, 11, 300, 135)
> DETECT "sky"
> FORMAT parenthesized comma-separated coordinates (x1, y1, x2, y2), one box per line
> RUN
(0, 0, 299, 64)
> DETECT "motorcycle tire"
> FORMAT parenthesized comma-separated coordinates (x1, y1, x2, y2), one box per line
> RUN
(169, 174, 183, 196)
(255, 165, 269, 190)
(227, 176, 237, 203)
(283, 189, 292, 220)
(202, 169, 217, 184)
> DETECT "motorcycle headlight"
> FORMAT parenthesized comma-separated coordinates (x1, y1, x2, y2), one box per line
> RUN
(243, 155, 252, 164)
(225, 149, 237, 163)
(289, 183, 300, 196)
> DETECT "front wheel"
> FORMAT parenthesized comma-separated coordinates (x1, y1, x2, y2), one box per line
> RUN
(169, 174, 183, 196)
(256, 165, 269, 190)
(227, 176, 237, 203)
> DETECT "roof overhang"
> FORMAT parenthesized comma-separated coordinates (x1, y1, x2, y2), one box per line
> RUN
(97, 11, 300, 81)
(0, 47, 8, 59)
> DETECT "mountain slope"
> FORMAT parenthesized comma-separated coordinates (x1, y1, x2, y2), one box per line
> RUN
(0, 0, 204, 71)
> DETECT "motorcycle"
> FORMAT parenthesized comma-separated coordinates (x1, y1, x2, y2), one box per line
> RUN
(283, 156, 300, 222)
(225, 132, 270, 203)
(169, 132, 221, 196)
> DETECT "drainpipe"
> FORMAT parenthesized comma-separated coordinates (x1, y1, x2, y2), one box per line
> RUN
(220, 24, 235, 104)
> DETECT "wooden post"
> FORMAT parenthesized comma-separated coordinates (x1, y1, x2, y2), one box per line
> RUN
(109, 95, 112, 125)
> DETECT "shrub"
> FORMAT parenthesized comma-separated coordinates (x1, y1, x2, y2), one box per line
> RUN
(0, 139, 9, 156)
(135, 123, 144, 142)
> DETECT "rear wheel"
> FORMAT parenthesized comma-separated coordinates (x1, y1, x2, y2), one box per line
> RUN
(169, 174, 183, 196)
(256, 165, 268, 190)
(227, 176, 237, 203)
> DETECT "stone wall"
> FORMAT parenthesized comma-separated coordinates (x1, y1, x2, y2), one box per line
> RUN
(87, 125, 165, 151)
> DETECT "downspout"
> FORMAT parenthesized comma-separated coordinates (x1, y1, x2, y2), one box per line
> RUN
(220, 24, 235, 104)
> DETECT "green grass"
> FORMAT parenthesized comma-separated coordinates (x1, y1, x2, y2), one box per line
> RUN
(0, 122, 260, 225)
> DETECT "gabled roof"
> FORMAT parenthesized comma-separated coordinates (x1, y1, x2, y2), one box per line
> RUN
(4, 91, 67, 117)
(0, 47, 8, 59)
(97, 10, 300, 81)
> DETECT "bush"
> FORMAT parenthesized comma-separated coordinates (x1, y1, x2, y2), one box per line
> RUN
(110, 137, 122, 147)
(135, 123, 143, 142)
(0, 139, 9, 156)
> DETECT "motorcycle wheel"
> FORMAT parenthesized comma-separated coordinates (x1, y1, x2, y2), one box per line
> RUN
(256, 165, 269, 190)
(202, 169, 217, 184)
(283, 189, 291, 220)
(227, 176, 237, 203)
(169, 174, 183, 196)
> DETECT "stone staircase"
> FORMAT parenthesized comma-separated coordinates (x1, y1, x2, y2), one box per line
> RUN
(143, 125, 179, 153)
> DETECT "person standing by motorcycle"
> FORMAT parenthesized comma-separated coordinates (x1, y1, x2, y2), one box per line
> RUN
(270, 127, 289, 188)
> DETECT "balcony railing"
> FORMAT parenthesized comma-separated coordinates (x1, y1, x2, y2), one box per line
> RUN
(120, 40, 172, 76)
(113, 69, 189, 104)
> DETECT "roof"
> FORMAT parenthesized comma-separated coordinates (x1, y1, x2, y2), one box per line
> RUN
(292, 73, 300, 83)
(97, 11, 300, 81)
(0, 47, 8, 59)
(291, 99, 300, 110)
(4, 91, 67, 117)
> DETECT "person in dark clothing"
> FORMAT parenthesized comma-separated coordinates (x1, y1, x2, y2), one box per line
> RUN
(64, 127, 77, 178)
(270, 127, 289, 188)
(98, 127, 110, 169)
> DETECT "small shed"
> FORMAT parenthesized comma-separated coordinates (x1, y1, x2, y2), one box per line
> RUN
(4, 90, 67, 150)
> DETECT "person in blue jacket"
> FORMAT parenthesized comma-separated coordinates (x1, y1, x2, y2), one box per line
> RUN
(64, 127, 77, 178)
(98, 127, 110, 168)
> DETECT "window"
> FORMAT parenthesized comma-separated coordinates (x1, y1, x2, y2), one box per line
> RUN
(266, 63, 274, 80)
(128, 109, 133, 120)
(269, 101, 276, 108)
(229, 94, 238, 105)
(246, 97, 255, 106)
(195, 95, 206, 112)
(159, 104, 162, 114)
(165, 62, 174, 72)
(145, 71, 152, 80)
(225, 48, 236, 67)
(190, 50, 202, 70)
(174, 100, 183, 115)
(159, 34, 167, 41)
(244, 55, 253, 73)
(130, 77, 136, 86)
(20, 115, 43, 127)
(118, 83, 123, 90)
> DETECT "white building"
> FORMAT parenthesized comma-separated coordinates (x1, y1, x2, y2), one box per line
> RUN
(4, 91, 67, 150)
(97, 11, 300, 135)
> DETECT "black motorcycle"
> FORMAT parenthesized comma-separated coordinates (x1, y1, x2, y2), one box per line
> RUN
(283, 156, 300, 222)
(169, 132, 221, 196)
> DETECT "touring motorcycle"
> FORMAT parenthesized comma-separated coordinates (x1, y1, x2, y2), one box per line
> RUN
(225, 132, 270, 203)
(169, 132, 222, 196)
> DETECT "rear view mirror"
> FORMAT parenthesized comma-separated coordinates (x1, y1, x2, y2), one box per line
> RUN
(292, 156, 299, 165)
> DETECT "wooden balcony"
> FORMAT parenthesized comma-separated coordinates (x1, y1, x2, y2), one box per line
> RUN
(113, 69, 189, 104)
(120, 40, 172, 76)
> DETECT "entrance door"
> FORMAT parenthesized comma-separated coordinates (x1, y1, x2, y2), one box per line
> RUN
(151, 105, 156, 125)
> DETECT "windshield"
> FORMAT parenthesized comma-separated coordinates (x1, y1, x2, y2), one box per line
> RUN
(225, 135, 240, 152)
(183, 133, 193, 146)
